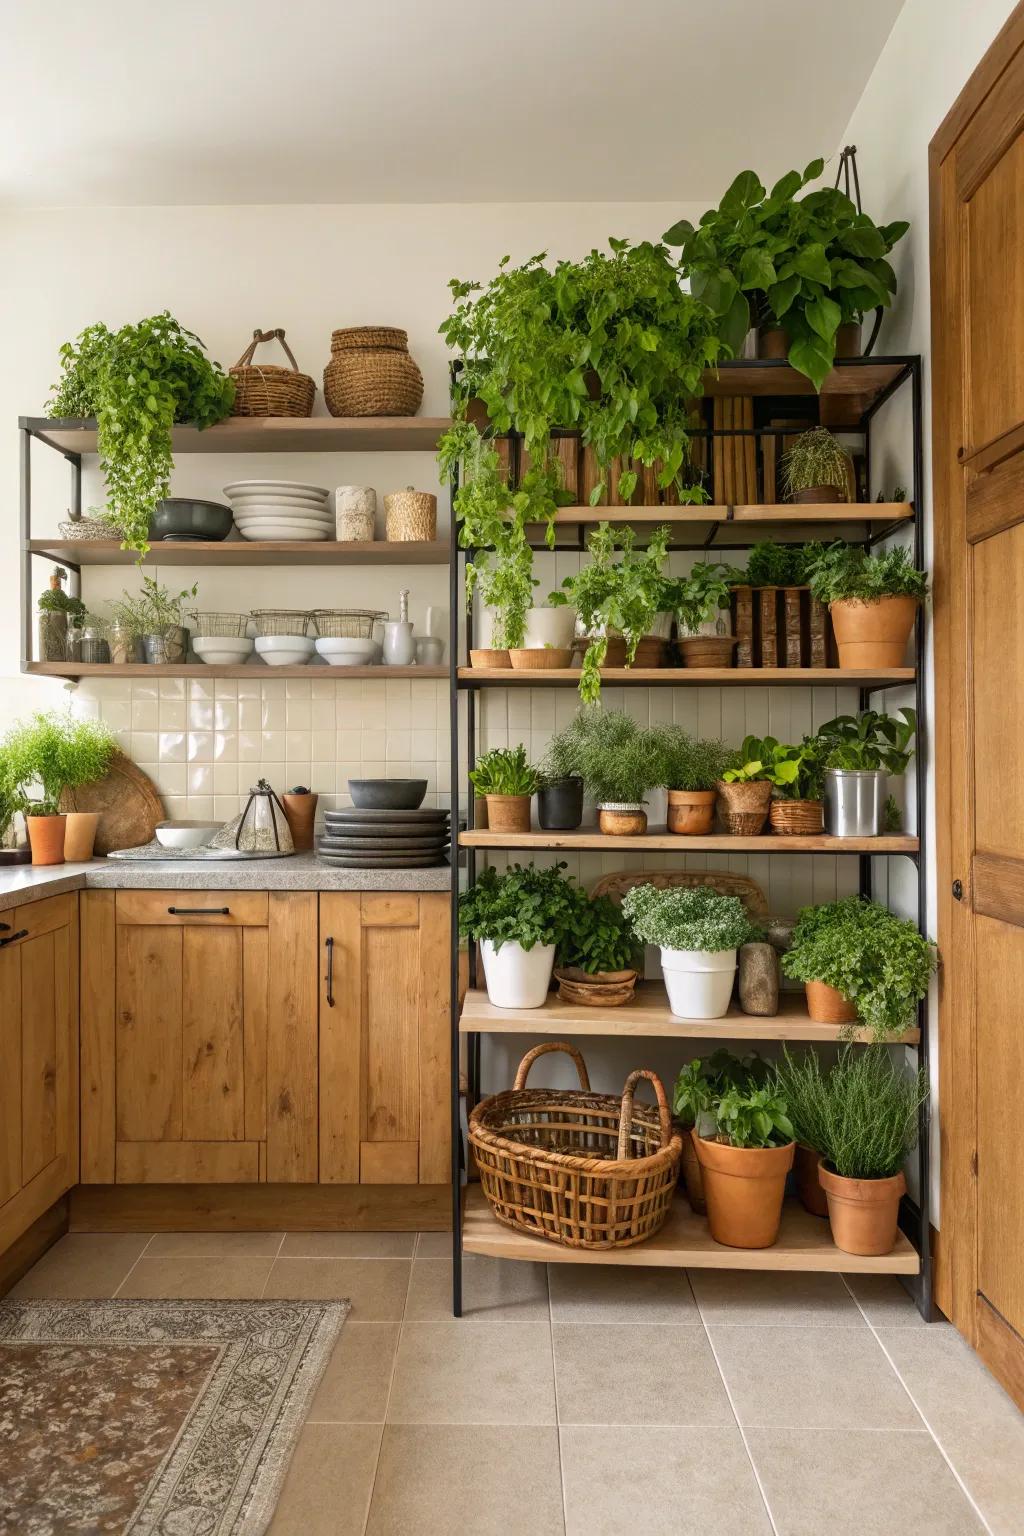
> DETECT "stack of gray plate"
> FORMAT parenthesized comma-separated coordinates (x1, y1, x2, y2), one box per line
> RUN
(317, 808, 451, 868)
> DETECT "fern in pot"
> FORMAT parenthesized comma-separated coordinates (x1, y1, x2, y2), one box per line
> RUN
(2, 712, 117, 865)
(650, 725, 737, 836)
(817, 707, 916, 836)
(622, 883, 757, 1019)
(537, 719, 587, 831)
(468, 745, 539, 834)
(458, 862, 579, 1009)
(807, 542, 927, 670)
(569, 709, 664, 835)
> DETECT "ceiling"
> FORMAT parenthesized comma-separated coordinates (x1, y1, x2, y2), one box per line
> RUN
(0, 0, 904, 207)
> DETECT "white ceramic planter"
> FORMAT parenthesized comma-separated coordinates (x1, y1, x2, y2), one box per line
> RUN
(524, 606, 577, 650)
(480, 939, 555, 1009)
(660, 946, 738, 1019)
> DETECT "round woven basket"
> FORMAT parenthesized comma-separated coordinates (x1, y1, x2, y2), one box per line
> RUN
(769, 799, 824, 835)
(324, 326, 423, 417)
(716, 779, 772, 835)
(384, 488, 437, 541)
(229, 329, 315, 418)
(469, 1043, 681, 1251)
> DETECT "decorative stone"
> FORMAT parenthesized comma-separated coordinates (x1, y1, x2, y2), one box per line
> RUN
(739, 941, 779, 1016)
(764, 915, 796, 952)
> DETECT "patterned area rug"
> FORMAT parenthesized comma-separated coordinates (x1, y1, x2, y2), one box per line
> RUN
(0, 1296, 349, 1535)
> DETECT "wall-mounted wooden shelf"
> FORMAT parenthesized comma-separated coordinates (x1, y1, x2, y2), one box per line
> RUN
(20, 415, 451, 455)
(27, 662, 446, 681)
(537, 502, 912, 526)
(28, 539, 450, 568)
(458, 666, 915, 689)
(459, 827, 918, 854)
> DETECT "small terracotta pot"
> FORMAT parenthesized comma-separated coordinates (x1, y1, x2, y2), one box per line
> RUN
(680, 1129, 707, 1214)
(693, 1130, 795, 1248)
(716, 779, 771, 835)
(485, 794, 532, 833)
(835, 320, 862, 358)
(795, 1142, 829, 1217)
(678, 636, 737, 669)
(282, 792, 318, 851)
(829, 595, 918, 669)
(792, 485, 843, 504)
(769, 799, 824, 836)
(805, 979, 858, 1025)
(630, 635, 669, 668)
(759, 326, 789, 359)
(819, 1162, 907, 1255)
(667, 789, 716, 836)
(508, 647, 572, 670)
(598, 805, 647, 836)
(26, 814, 66, 867)
(473, 795, 489, 830)
(62, 811, 100, 862)
(470, 648, 511, 668)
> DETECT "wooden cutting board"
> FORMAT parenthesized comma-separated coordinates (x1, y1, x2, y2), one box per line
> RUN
(61, 752, 166, 854)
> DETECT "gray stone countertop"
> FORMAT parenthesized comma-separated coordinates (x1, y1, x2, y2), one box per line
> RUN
(0, 853, 452, 912)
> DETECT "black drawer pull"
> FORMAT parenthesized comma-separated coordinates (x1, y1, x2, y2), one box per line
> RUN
(325, 936, 335, 1008)
(0, 921, 10, 932)
(0, 929, 29, 948)
(167, 906, 230, 916)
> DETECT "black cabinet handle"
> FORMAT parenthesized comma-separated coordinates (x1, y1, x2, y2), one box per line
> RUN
(325, 936, 335, 1008)
(0, 921, 10, 932)
(0, 929, 28, 949)
(167, 906, 230, 916)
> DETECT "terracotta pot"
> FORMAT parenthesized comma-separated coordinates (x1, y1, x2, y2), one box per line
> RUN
(769, 799, 824, 836)
(680, 1130, 706, 1214)
(819, 1162, 907, 1255)
(508, 647, 572, 670)
(835, 320, 862, 358)
(485, 794, 532, 833)
(693, 1130, 795, 1248)
(792, 485, 843, 504)
(470, 647, 511, 669)
(795, 1142, 829, 1217)
(62, 811, 100, 862)
(805, 979, 858, 1025)
(715, 779, 771, 835)
(598, 805, 647, 836)
(667, 789, 716, 836)
(678, 636, 737, 669)
(759, 326, 789, 359)
(26, 814, 66, 866)
(282, 792, 318, 851)
(598, 635, 628, 668)
(473, 795, 489, 830)
(829, 594, 918, 669)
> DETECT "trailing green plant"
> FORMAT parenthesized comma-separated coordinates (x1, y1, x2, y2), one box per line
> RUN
(107, 576, 199, 639)
(781, 427, 851, 499)
(713, 1082, 795, 1150)
(780, 895, 937, 1042)
(720, 734, 776, 784)
(778, 1046, 927, 1179)
(1, 712, 117, 817)
(818, 708, 916, 774)
(621, 883, 757, 953)
(664, 160, 908, 390)
(560, 708, 664, 805)
(884, 794, 902, 833)
(760, 735, 831, 801)
(735, 541, 824, 588)
(550, 524, 671, 701)
(468, 745, 540, 798)
(0, 748, 21, 845)
(556, 888, 640, 975)
(47, 312, 234, 557)
(806, 542, 928, 604)
(673, 1050, 770, 1134)
(457, 861, 579, 952)
(664, 561, 733, 635)
(649, 725, 737, 793)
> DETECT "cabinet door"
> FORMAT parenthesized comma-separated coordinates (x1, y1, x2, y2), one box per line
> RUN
(319, 892, 449, 1185)
(0, 893, 78, 1253)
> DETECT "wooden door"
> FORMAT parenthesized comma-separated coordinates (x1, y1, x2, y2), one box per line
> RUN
(319, 892, 449, 1186)
(932, 3, 1024, 1408)
(0, 893, 78, 1253)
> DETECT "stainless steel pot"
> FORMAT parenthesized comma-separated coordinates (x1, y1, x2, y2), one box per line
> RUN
(824, 769, 886, 837)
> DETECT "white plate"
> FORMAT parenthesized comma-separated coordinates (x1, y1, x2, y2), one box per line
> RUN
(228, 493, 329, 511)
(224, 479, 330, 498)
(232, 504, 334, 522)
(239, 525, 330, 542)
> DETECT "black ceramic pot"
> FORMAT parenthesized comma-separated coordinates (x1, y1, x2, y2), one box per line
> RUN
(538, 777, 584, 831)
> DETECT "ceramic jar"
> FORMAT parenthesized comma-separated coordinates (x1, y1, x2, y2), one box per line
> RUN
(336, 485, 377, 542)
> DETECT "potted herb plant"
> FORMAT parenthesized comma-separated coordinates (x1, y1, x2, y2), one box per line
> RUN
(781, 894, 937, 1038)
(37, 568, 86, 662)
(665, 562, 737, 667)
(537, 719, 587, 831)
(773, 1048, 832, 1215)
(692, 1077, 796, 1248)
(781, 427, 851, 503)
(0, 749, 29, 865)
(109, 577, 198, 664)
(807, 542, 927, 669)
(568, 709, 664, 834)
(554, 887, 641, 1006)
(716, 735, 774, 834)
(672, 1051, 770, 1212)
(458, 862, 578, 1009)
(761, 734, 831, 835)
(649, 725, 736, 835)
(468, 745, 539, 834)
(622, 883, 755, 1018)
(2, 712, 117, 864)
(818, 707, 916, 836)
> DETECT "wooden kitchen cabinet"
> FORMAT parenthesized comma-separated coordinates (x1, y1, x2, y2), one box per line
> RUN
(0, 892, 78, 1252)
(319, 892, 450, 1186)
(80, 889, 318, 1184)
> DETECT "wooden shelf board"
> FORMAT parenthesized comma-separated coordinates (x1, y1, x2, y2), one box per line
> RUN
(702, 359, 908, 404)
(22, 415, 452, 456)
(459, 827, 918, 853)
(458, 666, 915, 689)
(26, 662, 446, 681)
(534, 502, 912, 526)
(459, 984, 918, 1044)
(461, 1186, 919, 1273)
(29, 539, 449, 568)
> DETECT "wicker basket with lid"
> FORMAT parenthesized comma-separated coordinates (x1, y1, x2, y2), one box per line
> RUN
(324, 326, 423, 417)
(229, 328, 316, 418)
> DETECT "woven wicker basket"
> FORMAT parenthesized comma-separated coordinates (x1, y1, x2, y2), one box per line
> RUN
(230, 329, 315, 418)
(384, 488, 437, 541)
(716, 779, 772, 835)
(469, 1042, 682, 1251)
(769, 799, 824, 835)
(324, 327, 423, 417)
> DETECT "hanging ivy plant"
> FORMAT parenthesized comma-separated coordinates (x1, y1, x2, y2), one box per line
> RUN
(47, 312, 235, 558)
(550, 523, 671, 702)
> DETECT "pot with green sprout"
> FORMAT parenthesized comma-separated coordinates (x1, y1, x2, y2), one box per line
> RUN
(568, 709, 664, 835)
(622, 883, 757, 1019)
(537, 718, 587, 831)
(554, 886, 641, 1005)
(807, 542, 927, 669)
(716, 735, 775, 834)
(665, 562, 737, 667)
(459, 862, 579, 1009)
(817, 707, 916, 837)
(650, 724, 736, 835)
(468, 745, 539, 834)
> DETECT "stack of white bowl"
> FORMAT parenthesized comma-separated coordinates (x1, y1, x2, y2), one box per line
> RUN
(223, 480, 333, 541)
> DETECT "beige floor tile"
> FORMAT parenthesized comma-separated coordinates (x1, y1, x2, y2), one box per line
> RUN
(878, 1327, 1024, 1536)
(388, 1321, 556, 1425)
(549, 1265, 697, 1324)
(263, 1258, 410, 1320)
(268, 1421, 382, 1536)
(689, 1270, 865, 1327)
(366, 1425, 563, 1534)
(406, 1256, 548, 1322)
(9, 1234, 153, 1298)
(307, 1322, 400, 1423)
(116, 1255, 274, 1299)
(561, 1425, 772, 1535)
(843, 1273, 935, 1327)
(553, 1323, 732, 1427)
(747, 1428, 986, 1535)
(416, 1231, 455, 1257)
(146, 1231, 284, 1258)
(280, 1232, 416, 1258)
(710, 1325, 921, 1430)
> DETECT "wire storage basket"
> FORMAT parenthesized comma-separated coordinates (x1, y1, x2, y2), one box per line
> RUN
(250, 609, 314, 638)
(310, 608, 387, 639)
(469, 1042, 682, 1251)
(229, 328, 316, 418)
(189, 611, 250, 638)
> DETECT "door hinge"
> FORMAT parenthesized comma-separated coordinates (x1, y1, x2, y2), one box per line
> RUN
(952, 879, 964, 901)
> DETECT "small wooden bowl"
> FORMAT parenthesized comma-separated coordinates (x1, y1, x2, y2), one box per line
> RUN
(508, 647, 572, 670)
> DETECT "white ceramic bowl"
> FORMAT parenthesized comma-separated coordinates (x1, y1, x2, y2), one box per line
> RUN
(224, 479, 330, 498)
(314, 637, 378, 666)
(155, 820, 220, 849)
(193, 635, 254, 665)
(237, 523, 330, 542)
(255, 635, 315, 666)
(228, 491, 329, 509)
(233, 508, 334, 525)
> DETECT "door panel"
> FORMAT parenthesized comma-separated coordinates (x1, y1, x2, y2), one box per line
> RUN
(967, 132, 1024, 448)
(21, 933, 58, 1185)
(0, 947, 22, 1205)
(976, 918, 1024, 1334)
(181, 926, 245, 1142)
(971, 523, 1024, 854)
(115, 925, 184, 1142)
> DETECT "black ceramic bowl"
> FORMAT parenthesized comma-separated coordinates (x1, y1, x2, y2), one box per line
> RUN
(149, 498, 234, 542)
(348, 778, 428, 810)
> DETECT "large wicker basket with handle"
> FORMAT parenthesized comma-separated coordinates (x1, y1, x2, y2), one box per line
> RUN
(230, 328, 316, 418)
(469, 1042, 682, 1250)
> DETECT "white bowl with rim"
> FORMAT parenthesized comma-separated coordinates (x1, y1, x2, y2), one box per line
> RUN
(314, 637, 378, 666)
(224, 479, 329, 498)
(155, 819, 220, 849)
(193, 635, 254, 665)
(255, 635, 315, 666)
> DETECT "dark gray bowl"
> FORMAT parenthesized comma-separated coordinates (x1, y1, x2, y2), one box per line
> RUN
(149, 498, 234, 542)
(348, 777, 428, 810)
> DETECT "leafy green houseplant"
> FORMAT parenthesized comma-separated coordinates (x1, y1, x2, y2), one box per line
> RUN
(781, 895, 937, 1041)
(664, 562, 737, 668)
(561, 709, 664, 833)
(37, 567, 86, 662)
(817, 708, 916, 837)
(2, 712, 117, 865)
(807, 542, 926, 670)
(48, 312, 234, 557)
(469, 745, 539, 833)
(736, 541, 823, 588)
(550, 523, 671, 702)
(554, 888, 641, 1003)
(459, 862, 578, 1008)
(717, 734, 775, 835)
(760, 734, 831, 835)
(688, 1061, 796, 1248)
(650, 724, 736, 836)
(672, 1050, 769, 1213)
(622, 883, 756, 1020)
(781, 427, 851, 503)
